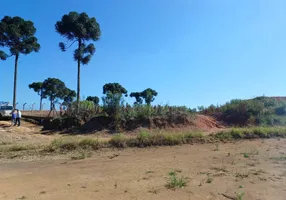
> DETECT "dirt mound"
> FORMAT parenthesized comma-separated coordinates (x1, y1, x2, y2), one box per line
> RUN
(194, 115, 223, 130)
(81, 114, 222, 133)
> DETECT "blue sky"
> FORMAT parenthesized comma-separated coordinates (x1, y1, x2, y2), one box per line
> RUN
(1, 0, 286, 110)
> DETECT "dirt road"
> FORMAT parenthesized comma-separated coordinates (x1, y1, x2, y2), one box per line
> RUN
(0, 139, 286, 200)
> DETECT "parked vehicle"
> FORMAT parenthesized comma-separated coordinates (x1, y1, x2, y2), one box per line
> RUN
(0, 105, 13, 118)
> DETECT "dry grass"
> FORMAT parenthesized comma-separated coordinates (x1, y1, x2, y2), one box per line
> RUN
(0, 127, 286, 159)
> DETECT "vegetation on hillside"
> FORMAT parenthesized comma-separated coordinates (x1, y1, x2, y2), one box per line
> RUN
(35, 81, 196, 131)
(200, 96, 286, 126)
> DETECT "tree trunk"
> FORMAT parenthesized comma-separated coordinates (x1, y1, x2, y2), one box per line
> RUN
(77, 39, 82, 113)
(13, 54, 19, 108)
(50, 100, 53, 111)
(40, 96, 43, 111)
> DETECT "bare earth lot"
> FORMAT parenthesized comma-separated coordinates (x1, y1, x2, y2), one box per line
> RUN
(0, 138, 286, 200)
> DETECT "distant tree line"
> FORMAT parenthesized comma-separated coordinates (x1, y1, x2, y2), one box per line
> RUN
(29, 80, 158, 111)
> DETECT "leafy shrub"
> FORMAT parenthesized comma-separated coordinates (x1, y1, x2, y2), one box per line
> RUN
(275, 104, 286, 115)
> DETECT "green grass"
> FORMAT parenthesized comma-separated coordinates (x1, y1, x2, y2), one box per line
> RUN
(109, 131, 204, 148)
(214, 127, 286, 140)
(1, 126, 286, 157)
(165, 170, 188, 189)
(44, 137, 103, 153)
(236, 192, 245, 200)
(271, 156, 286, 161)
(78, 138, 100, 150)
(243, 153, 249, 158)
(0, 144, 38, 152)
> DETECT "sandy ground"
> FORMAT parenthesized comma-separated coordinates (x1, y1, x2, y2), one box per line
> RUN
(0, 139, 286, 200)
(0, 120, 113, 146)
(0, 120, 56, 145)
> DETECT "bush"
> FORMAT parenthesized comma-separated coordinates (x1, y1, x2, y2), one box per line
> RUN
(108, 134, 128, 148)
(78, 138, 100, 150)
(275, 104, 286, 115)
(202, 97, 286, 126)
(42, 116, 82, 130)
(214, 127, 286, 140)
(137, 130, 151, 146)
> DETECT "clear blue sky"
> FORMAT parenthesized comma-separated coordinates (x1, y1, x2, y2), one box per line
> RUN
(1, 0, 286, 110)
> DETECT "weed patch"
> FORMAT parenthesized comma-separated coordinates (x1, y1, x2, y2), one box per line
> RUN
(206, 177, 214, 183)
(271, 156, 286, 161)
(235, 171, 249, 179)
(242, 153, 249, 158)
(236, 192, 245, 200)
(71, 148, 91, 160)
(44, 137, 104, 153)
(165, 170, 187, 189)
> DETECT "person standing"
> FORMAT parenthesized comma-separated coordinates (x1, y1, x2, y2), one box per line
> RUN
(11, 109, 16, 126)
(14, 109, 21, 126)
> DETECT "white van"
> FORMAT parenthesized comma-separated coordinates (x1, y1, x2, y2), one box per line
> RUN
(0, 105, 13, 118)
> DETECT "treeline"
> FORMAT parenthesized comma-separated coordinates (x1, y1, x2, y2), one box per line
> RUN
(28, 79, 158, 111)
(34, 79, 196, 131)
(0, 12, 101, 112)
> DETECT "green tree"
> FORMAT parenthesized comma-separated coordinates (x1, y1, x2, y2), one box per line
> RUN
(141, 88, 158, 105)
(102, 83, 127, 130)
(130, 88, 158, 105)
(197, 106, 205, 112)
(130, 92, 143, 105)
(103, 83, 128, 96)
(42, 78, 67, 110)
(62, 88, 76, 108)
(55, 12, 101, 113)
(28, 82, 46, 110)
(0, 16, 40, 108)
(86, 96, 99, 106)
